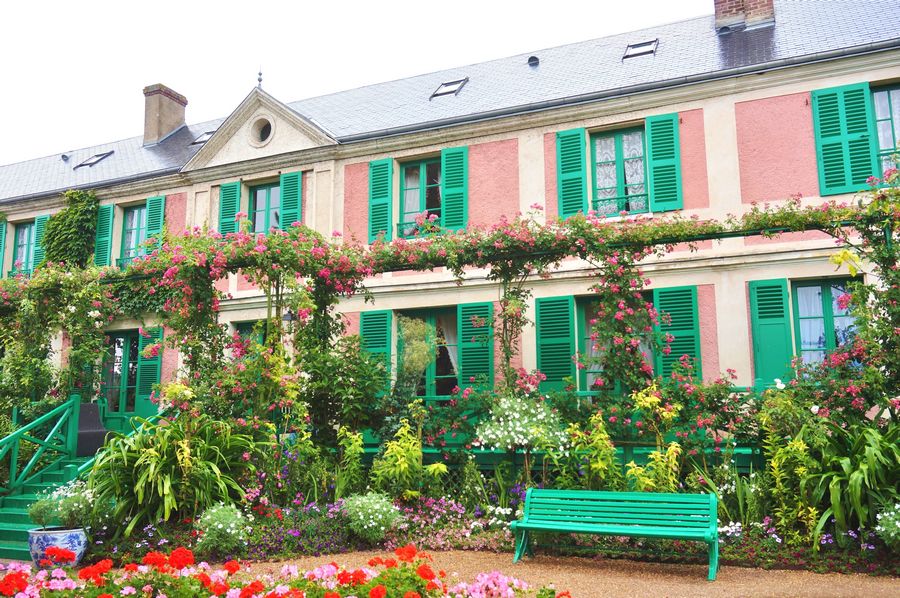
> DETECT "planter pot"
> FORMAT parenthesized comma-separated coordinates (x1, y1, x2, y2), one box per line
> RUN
(27, 527, 88, 567)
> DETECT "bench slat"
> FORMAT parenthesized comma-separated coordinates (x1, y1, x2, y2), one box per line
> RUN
(524, 513, 711, 528)
(526, 490, 710, 503)
(515, 521, 711, 540)
(527, 501, 710, 515)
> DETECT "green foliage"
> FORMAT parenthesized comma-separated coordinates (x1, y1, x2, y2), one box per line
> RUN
(625, 441, 682, 492)
(875, 502, 900, 552)
(88, 414, 258, 537)
(41, 189, 99, 268)
(194, 502, 252, 558)
(810, 422, 900, 544)
(370, 419, 429, 500)
(334, 426, 365, 500)
(377, 316, 435, 440)
(544, 412, 623, 490)
(27, 498, 56, 529)
(343, 492, 403, 543)
(476, 394, 568, 454)
(28, 480, 106, 530)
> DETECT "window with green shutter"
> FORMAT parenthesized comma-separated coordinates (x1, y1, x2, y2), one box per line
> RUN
(94, 204, 114, 267)
(11, 222, 35, 276)
(368, 159, 394, 243)
(749, 279, 795, 389)
(397, 307, 461, 398)
(653, 286, 701, 379)
(536, 296, 576, 392)
(458, 302, 493, 390)
(218, 181, 242, 235)
(119, 204, 148, 268)
(396, 147, 468, 238)
(32, 215, 48, 269)
(646, 113, 683, 212)
(250, 183, 281, 233)
(791, 279, 856, 365)
(556, 128, 588, 219)
(280, 171, 302, 230)
(0, 222, 6, 277)
(590, 127, 649, 216)
(360, 310, 393, 395)
(811, 83, 878, 195)
(872, 85, 900, 173)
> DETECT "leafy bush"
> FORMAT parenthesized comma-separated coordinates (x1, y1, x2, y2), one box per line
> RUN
(875, 502, 900, 552)
(28, 480, 107, 531)
(194, 503, 252, 558)
(343, 493, 403, 543)
(370, 419, 425, 500)
(625, 441, 682, 492)
(544, 412, 623, 491)
(89, 414, 257, 536)
(334, 426, 365, 499)
(40, 189, 99, 268)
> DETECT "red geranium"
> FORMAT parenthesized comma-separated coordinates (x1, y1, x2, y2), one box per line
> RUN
(394, 544, 418, 563)
(369, 585, 387, 598)
(324, 592, 340, 598)
(404, 593, 422, 598)
(416, 563, 436, 581)
(169, 547, 195, 570)
(142, 551, 168, 569)
(45, 546, 76, 563)
(0, 571, 28, 597)
(224, 560, 241, 575)
(240, 581, 265, 598)
(209, 581, 230, 595)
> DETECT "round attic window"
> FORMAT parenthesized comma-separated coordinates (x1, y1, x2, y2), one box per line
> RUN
(250, 117, 274, 147)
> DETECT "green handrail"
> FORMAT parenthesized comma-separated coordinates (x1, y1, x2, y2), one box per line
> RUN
(0, 395, 79, 494)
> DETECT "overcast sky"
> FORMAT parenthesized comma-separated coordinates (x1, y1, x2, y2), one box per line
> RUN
(0, 0, 712, 166)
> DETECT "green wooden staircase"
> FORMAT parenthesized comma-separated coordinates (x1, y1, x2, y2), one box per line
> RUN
(0, 456, 90, 560)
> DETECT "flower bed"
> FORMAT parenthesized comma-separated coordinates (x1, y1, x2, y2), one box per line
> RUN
(0, 545, 566, 598)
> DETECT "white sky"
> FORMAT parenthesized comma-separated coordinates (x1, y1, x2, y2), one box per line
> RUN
(0, 0, 712, 166)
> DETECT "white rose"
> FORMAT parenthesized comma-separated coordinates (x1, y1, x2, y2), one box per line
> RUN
(810, 405, 820, 415)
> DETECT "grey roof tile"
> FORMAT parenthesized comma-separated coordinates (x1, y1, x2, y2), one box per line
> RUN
(2, 0, 898, 203)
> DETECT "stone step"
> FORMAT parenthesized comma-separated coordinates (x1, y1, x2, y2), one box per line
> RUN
(0, 540, 31, 562)
(0, 523, 32, 543)
(0, 508, 33, 525)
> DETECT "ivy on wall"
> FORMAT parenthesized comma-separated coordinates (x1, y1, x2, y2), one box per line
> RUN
(41, 190, 99, 268)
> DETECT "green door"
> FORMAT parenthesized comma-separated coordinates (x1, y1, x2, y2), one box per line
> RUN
(100, 330, 160, 432)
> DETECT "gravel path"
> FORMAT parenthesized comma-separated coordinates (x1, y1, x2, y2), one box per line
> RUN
(243, 550, 900, 598)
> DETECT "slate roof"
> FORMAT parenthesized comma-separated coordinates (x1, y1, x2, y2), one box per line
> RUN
(2, 0, 899, 203)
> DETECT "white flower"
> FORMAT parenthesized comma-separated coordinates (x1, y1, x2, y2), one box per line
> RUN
(67, 305, 77, 313)
(774, 378, 786, 390)
(810, 405, 820, 415)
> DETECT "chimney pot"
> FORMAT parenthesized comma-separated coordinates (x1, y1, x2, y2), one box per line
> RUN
(143, 84, 187, 146)
(714, 0, 774, 32)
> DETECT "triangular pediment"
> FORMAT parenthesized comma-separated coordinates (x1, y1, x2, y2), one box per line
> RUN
(182, 88, 335, 171)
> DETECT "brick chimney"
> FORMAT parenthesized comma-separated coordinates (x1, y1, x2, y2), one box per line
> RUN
(714, 0, 775, 31)
(143, 84, 187, 146)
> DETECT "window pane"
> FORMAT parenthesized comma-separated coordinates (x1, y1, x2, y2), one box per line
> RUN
(796, 286, 824, 317)
(123, 230, 137, 255)
(269, 186, 280, 208)
(874, 90, 890, 120)
(126, 337, 139, 388)
(425, 185, 441, 212)
(833, 315, 855, 346)
(829, 284, 852, 316)
(799, 319, 826, 350)
(594, 136, 615, 162)
(426, 162, 441, 187)
(252, 212, 266, 233)
(623, 157, 645, 185)
(595, 162, 617, 190)
(622, 131, 643, 159)
(802, 350, 825, 365)
(878, 120, 894, 152)
(125, 208, 138, 229)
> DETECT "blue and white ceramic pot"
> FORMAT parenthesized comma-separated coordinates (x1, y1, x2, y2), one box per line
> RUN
(27, 527, 88, 567)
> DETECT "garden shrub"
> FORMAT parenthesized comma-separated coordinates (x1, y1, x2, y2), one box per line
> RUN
(544, 412, 623, 491)
(40, 189, 99, 268)
(194, 503, 252, 558)
(89, 414, 257, 536)
(875, 502, 900, 552)
(370, 419, 426, 500)
(343, 492, 403, 544)
(334, 426, 365, 500)
(625, 441, 682, 492)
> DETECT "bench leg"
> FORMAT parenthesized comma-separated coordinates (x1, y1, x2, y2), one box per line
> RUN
(513, 530, 530, 563)
(707, 540, 719, 581)
(525, 532, 534, 558)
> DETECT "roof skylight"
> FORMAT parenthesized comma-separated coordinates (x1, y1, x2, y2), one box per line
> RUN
(430, 77, 468, 99)
(623, 39, 659, 60)
(191, 131, 215, 145)
(74, 150, 114, 169)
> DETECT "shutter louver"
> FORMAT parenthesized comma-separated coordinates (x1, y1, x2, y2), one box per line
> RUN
(556, 129, 588, 219)
(146, 195, 166, 247)
(749, 279, 794, 389)
(812, 83, 878, 196)
(32, 215, 49, 267)
(218, 182, 241, 235)
(360, 310, 393, 396)
(654, 286, 701, 379)
(440, 146, 468, 230)
(93, 204, 114, 266)
(647, 113, 683, 212)
(536, 296, 576, 392)
(458, 302, 494, 390)
(280, 172, 302, 230)
(368, 159, 393, 243)
(136, 327, 164, 417)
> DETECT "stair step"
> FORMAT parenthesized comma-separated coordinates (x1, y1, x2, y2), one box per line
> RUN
(0, 494, 38, 509)
(0, 541, 31, 562)
(40, 470, 67, 482)
(0, 523, 33, 543)
(21, 482, 57, 495)
(0, 509, 33, 525)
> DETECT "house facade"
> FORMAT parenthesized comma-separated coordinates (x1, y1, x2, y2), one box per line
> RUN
(1, 0, 898, 430)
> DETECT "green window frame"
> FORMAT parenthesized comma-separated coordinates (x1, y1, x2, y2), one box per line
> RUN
(119, 204, 148, 268)
(575, 297, 605, 392)
(250, 183, 281, 233)
(590, 127, 649, 216)
(11, 222, 35, 276)
(399, 158, 441, 238)
(101, 331, 141, 416)
(399, 307, 460, 399)
(235, 320, 266, 345)
(872, 85, 900, 172)
(791, 279, 856, 365)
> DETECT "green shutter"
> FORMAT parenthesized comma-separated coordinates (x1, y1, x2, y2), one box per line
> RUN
(360, 310, 393, 395)
(653, 286, 701, 379)
(458, 302, 494, 389)
(536, 296, 576, 392)
(556, 128, 588, 219)
(647, 113, 683, 212)
(218, 181, 241, 235)
(368, 159, 393, 243)
(280, 171, 302, 230)
(749, 279, 794, 389)
(146, 195, 166, 247)
(136, 327, 164, 417)
(93, 204, 114, 266)
(811, 83, 878, 196)
(0, 222, 6, 276)
(32, 214, 49, 267)
(440, 146, 468, 230)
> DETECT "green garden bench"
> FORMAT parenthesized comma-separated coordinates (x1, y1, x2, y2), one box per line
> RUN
(510, 488, 720, 580)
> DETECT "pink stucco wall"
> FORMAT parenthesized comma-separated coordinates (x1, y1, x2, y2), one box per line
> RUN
(161, 326, 178, 384)
(344, 312, 361, 336)
(672, 239, 713, 253)
(164, 192, 187, 236)
(736, 92, 819, 204)
(543, 132, 558, 221)
(343, 162, 369, 242)
(743, 230, 832, 246)
(237, 272, 256, 291)
(679, 109, 710, 210)
(60, 333, 71, 368)
(469, 139, 520, 227)
(697, 284, 720, 381)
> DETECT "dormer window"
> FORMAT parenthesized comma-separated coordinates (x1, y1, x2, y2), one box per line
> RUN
(191, 131, 215, 145)
(623, 39, 658, 60)
(74, 150, 114, 169)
